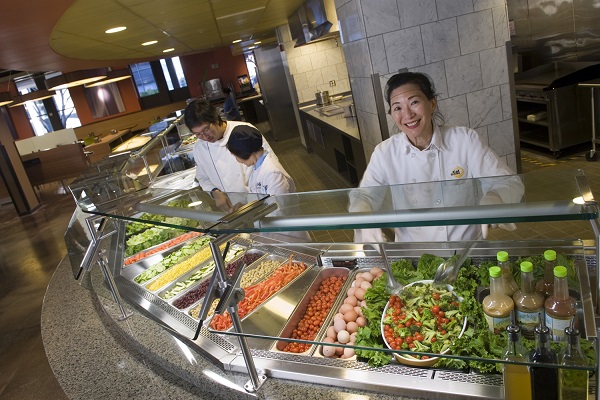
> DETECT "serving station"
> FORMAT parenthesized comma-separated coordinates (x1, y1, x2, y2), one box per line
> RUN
(54, 113, 599, 399)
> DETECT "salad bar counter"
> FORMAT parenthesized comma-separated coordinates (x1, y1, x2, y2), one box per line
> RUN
(61, 144, 599, 399)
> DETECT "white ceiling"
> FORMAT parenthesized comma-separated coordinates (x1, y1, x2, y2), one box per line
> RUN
(0, 0, 305, 77)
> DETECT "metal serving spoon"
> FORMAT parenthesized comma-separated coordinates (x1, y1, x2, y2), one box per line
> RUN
(379, 243, 403, 294)
(433, 234, 481, 286)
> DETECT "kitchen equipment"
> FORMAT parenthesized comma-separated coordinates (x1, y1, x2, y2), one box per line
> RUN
(343, 103, 355, 117)
(315, 90, 331, 106)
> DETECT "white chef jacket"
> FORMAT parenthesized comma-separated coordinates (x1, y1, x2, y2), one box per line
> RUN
(191, 121, 275, 193)
(248, 151, 311, 242)
(349, 125, 523, 242)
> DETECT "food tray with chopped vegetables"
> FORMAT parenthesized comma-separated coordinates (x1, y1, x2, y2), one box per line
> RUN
(188, 252, 287, 320)
(143, 241, 228, 292)
(272, 267, 350, 356)
(122, 235, 213, 282)
(157, 244, 247, 300)
(208, 255, 311, 332)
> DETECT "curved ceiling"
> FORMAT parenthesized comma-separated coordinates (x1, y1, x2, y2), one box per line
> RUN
(0, 0, 304, 75)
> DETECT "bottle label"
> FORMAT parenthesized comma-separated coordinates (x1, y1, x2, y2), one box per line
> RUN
(516, 310, 541, 338)
(484, 314, 511, 334)
(545, 313, 572, 341)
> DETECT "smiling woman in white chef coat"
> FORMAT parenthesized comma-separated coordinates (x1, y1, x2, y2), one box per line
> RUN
(349, 72, 524, 243)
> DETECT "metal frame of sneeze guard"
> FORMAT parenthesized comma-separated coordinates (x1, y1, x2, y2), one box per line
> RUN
(192, 199, 277, 392)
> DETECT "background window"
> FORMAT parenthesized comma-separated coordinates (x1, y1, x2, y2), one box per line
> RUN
(131, 62, 158, 97)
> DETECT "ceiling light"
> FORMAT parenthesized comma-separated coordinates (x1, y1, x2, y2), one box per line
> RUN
(45, 68, 107, 90)
(142, 40, 158, 46)
(163, 48, 175, 53)
(105, 26, 127, 34)
(84, 69, 132, 88)
(232, 39, 242, 44)
(9, 89, 56, 107)
(254, 41, 261, 45)
(0, 92, 14, 107)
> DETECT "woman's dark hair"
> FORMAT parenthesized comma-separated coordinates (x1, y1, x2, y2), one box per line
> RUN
(184, 99, 223, 130)
(384, 71, 443, 124)
(223, 87, 232, 95)
(226, 125, 263, 160)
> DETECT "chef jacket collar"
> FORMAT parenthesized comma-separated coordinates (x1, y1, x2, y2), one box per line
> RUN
(400, 124, 445, 154)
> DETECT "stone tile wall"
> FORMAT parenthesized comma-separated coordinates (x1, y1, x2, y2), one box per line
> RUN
(334, 0, 518, 172)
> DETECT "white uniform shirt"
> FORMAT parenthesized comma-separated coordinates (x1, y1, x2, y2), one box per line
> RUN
(248, 151, 311, 242)
(248, 151, 295, 195)
(351, 125, 522, 242)
(191, 121, 275, 193)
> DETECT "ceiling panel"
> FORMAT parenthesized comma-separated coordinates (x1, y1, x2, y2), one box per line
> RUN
(0, 0, 309, 71)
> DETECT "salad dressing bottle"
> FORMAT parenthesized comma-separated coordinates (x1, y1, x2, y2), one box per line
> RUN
(530, 315, 558, 400)
(482, 266, 514, 334)
(497, 251, 518, 296)
(544, 266, 576, 342)
(513, 261, 544, 339)
(536, 249, 557, 298)
(558, 317, 588, 400)
(503, 311, 532, 400)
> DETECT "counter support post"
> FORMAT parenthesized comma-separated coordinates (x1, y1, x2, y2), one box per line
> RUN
(229, 306, 266, 392)
(98, 249, 132, 320)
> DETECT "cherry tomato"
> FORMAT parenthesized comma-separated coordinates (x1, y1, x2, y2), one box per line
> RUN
(432, 293, 440, 300)
(431, 305, 440, 314)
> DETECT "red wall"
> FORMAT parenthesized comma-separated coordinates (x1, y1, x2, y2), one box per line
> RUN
(180, 47, 249, 97)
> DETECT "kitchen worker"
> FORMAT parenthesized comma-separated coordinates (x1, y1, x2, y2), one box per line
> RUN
(222, 87, 242, 121)
(348, 71, 524, 242)
(226, 125, 312, 242)
(184, 99, 276, 212)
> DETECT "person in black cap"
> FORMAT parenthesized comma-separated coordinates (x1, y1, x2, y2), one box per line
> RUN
(227, 125, 311, 242)
(226, 125, 295, 195)
(184, 99, 276, 212)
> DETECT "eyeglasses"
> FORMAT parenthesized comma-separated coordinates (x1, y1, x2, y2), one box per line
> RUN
(193, 123, 212, 137)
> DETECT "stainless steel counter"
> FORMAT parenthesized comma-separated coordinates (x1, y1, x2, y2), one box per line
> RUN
(299, 97, 360, 141)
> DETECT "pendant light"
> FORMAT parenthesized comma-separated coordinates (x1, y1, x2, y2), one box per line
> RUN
(0, 91, 13, 107)
(84, 68, 132, 88)
(0, 72, 14, 106)
(45, 68, 107, 91)
(9, 89, 56, 107)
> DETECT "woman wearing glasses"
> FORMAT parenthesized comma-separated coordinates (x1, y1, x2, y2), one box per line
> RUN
(184, 99, 276, 212)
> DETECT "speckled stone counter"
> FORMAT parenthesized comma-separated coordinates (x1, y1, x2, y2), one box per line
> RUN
(41, 256, 426, 400)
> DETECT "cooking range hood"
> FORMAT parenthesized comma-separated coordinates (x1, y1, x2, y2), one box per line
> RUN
(288, 0, 339, 47)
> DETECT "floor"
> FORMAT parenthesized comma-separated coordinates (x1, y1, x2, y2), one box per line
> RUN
(1, 135, 600, 399)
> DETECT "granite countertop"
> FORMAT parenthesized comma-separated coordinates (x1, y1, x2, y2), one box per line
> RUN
(299, 97, 360, 141)
(41, 252, 423, 400)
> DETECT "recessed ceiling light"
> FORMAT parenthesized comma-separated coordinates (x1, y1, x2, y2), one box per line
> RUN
(163, 48, 175, 53)
(105, 26, 127, 34)
(232, 39, 241, 44)
(247, 46, 256, 50)
(142, 40, 158, 46)
(254, 41, 261, 45)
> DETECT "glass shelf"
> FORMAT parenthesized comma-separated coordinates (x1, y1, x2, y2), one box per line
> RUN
(70, 168, 599, 234)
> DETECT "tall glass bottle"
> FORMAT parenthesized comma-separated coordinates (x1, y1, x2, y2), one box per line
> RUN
(482, 266, 514, 334)
(503, 311, 532, 400)
(513, 261, 544, 339)
(544, 266, 576, 342)
(497, 251, 518, 296)
(558, 317, 588, 400)
(530, 316, 558, 400)
(536, 249, 557, 298)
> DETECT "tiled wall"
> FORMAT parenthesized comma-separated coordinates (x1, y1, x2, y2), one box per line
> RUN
(335, 0, 519, 172)
(279, 26, 351, 104)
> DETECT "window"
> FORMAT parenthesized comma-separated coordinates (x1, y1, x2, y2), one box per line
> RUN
(15, 78, 52, 136)
(160, 56, 187, 90)
(53, 89, 81, 129)
(131, 62, 158, 97)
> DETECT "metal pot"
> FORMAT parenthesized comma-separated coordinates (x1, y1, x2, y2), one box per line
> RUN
(315, 90, 331, 106)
